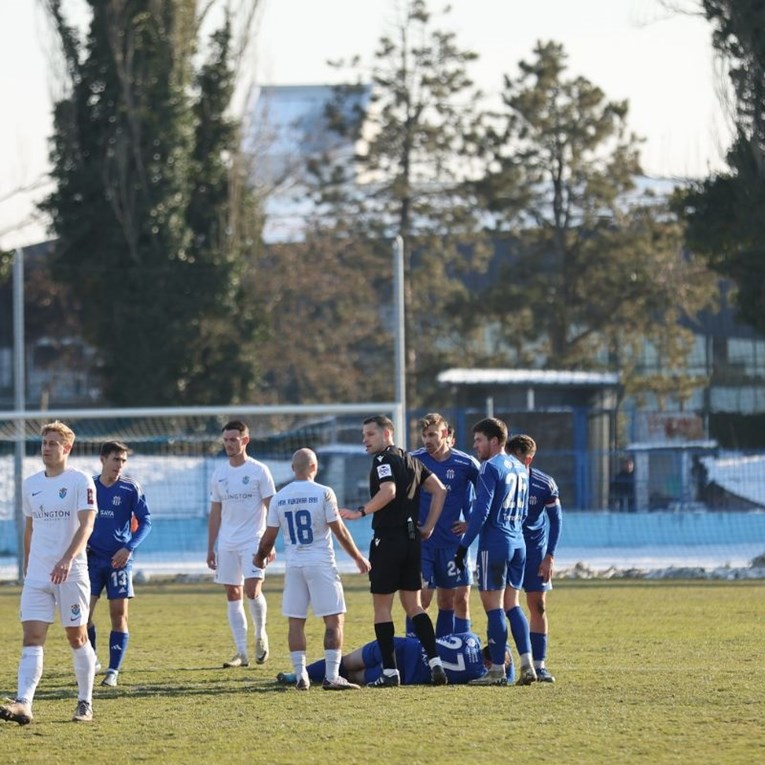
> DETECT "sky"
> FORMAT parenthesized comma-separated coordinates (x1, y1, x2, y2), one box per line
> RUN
(0, 0, 732, 249)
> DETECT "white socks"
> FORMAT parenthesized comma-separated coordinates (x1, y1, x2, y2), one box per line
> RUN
(325, 649, 342, 682)
(290, 650, 306, 677)
(17, 646, 43, 705)
(247, 592, 267, 640)
(71, 642, 96, 703)
(227, 600, 248, 654)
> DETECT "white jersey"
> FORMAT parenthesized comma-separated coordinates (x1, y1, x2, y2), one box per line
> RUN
(210, 457, 275, 550)
(22, 467, 97, 583)
(267, 479, 340, 566)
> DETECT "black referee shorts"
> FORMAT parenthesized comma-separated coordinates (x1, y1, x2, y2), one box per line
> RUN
(368, 528, 422, 594)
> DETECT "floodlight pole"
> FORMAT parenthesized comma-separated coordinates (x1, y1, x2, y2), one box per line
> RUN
(393, 235, 406, 446)
(13, 248, 25, 582)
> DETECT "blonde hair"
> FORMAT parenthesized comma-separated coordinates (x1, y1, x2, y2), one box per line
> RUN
(41, 420, 76, 447)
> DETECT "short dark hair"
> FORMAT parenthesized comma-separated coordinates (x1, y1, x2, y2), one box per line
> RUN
(472, 417, 508, 447)
(506, 434, 536, 458)
(363, 415, 395, 432)
(222, 420, 249, 435)
(100, 440, 130, 458)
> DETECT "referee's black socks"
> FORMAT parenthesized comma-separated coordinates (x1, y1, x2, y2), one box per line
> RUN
(410, 612, 438, 660)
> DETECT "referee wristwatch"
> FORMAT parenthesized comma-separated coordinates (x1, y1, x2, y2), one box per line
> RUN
(356, 505, 367, 517)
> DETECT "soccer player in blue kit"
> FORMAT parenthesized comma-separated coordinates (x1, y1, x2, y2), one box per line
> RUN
(86, 441, 152, 687)
(454, 417, 537, 685)
(277, 631, 514, 686)
(411, 413, 479, 637)
(507, 434, 562, 682)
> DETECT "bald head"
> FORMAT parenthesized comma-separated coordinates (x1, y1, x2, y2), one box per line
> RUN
(292, 448, 318, 480)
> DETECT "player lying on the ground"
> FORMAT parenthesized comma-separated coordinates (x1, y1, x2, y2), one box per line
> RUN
(276, 631, 515, 687)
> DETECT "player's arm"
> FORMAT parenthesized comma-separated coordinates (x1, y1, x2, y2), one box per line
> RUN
(23, 516, 33, 578)
(540, 499, 563, 582)
(207, 501, 222, 569)
(52, 508, 96, 584)
(340, 480, 396, 521)
(112, 490, 152, 569)
(329, 518, 371, 574)
(419, 473, 446, 540)
(253, 525, 279, 569)
(454, 467, 495, 570)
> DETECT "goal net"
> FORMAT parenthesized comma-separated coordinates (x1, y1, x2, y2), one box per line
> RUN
(0, 403, 401, 581)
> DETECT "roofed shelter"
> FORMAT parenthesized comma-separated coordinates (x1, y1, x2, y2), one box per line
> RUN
(437, 368, 620, 510)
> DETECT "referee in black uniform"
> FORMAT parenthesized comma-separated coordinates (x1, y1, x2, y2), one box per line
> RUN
(341, 415, 448, 686)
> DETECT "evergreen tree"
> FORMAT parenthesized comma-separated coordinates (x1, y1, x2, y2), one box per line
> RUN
(673, 0, 765, 337)
(477, 41, 717, 401)
(41, 1, 264, 406)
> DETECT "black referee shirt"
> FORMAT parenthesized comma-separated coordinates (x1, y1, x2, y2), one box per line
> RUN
(368, 446, 432, 531)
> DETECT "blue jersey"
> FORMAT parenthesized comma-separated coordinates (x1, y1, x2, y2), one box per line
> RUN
(411, 447, 479, 548)
(460, 452, 528, 550)
(88, 475, 152, 557)
(361, 632, 489, 684)
(524, 466, 562, 557)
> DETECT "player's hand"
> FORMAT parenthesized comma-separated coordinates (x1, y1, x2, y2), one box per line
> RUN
(539, 554, 554, 583)
(339, 507, 357, 521)
(355, 556, 371, 574)
(112, 548, 131, 569)
(267, 549, 276, 564)
(253, 553, 265, 569)
(451, 521, 467, 535)
(454, 545, 468, 573)
(206, 551, 217, 570)
(50, 557, 72, 584)
(418, 523, 434, 541)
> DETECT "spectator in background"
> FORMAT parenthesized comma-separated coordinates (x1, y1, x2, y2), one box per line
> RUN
(610, 457, 636, 512)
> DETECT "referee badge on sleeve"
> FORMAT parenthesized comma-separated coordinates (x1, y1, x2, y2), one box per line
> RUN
(376, 464, 392, 479)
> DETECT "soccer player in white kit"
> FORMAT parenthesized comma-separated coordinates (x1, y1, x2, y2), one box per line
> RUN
(254, 448, 370, 691)
(207, 420, 275, 668)
(0, 421, 98, 726)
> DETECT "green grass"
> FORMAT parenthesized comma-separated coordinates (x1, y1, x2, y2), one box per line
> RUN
(1, 578, 763, 764)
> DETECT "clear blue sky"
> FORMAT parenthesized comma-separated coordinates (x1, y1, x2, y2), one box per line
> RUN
(1, 0, 731, 249)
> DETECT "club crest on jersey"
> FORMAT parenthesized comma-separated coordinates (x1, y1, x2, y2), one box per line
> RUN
(242, 476, 250, 485)
(376, 464, 392, 479)
(59, 488, 68, 499)
(112, 496, 122, 506)
(446, 469, 455, 480)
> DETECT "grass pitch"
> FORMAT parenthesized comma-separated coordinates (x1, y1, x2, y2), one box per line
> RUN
(0, 577, 763, 764)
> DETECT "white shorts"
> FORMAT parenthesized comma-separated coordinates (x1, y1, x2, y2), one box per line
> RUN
(20, 578, 90, 626)
(215, 545, 265, 586)
(282, 564, 346, 619)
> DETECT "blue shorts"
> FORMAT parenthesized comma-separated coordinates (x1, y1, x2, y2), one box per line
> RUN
(421, 545, 472, 590)
(475, 543, 526, 591)
(88, 552, 135, 600)
(523, 543, 552, 593)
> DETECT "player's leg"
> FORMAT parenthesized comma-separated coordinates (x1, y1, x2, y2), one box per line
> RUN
(504, 547, 536, 684)
(453, 585, 471, 632)
(101, 597, 129, 686)
(283, 567, 311, 688)
(60, 580, 96, 722)
(434, 586, 456, 637)
(217, 549, 248, 666)
(400, 589, 447, 685)
(2, 584, 53, 724)
(469, 547, 509, 685)
(407, 545, 436, 635)
(101, 560, 134, 685)
(244, 548, 268, 663)
(86, 552, 108, 670)
(526, 590, 554, 681)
